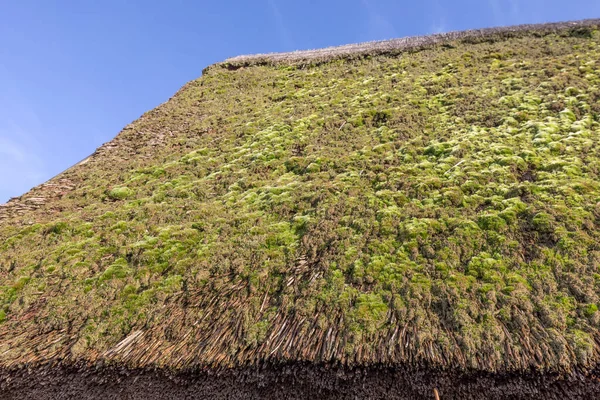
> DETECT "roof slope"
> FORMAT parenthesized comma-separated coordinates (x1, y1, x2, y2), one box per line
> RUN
(2, 20, 600, 384)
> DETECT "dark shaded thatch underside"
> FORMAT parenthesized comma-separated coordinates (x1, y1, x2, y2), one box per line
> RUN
(2, 363, 600, 400)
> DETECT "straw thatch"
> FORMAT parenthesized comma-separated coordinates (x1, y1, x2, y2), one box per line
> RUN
(222, 19, 600, 66)
(2, 18, 600, 399)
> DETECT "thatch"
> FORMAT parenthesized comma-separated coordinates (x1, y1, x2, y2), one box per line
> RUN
(2, 362, 600, 399)
(2, 18, 600, 398)
(222, 19, 600, 66)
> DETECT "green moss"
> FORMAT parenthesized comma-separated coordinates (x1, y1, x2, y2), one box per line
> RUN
(99, 258, 130, 282)
(584, 303, 598, 317)
(354, 293, 388, 332)
(477, 214, 507, 232)
(532, 212, 555, 233)
(43, 221, 69, 235)
(2, 25, 600, 373)
(107, 186, 134, 200)
(12, 276, 31, 290)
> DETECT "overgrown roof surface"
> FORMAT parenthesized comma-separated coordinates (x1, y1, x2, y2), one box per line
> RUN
(2, 19, 600, 388)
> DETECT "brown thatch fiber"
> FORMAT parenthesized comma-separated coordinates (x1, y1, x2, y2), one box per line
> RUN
(2, 18, 600, 399)
(221, 19, 600, 66)
(2, 363, 600, 400)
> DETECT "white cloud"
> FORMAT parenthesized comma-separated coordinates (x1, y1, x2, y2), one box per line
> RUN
(267, 0, 295, 50)
(488, 0, 504, 25)
(508, 0, 521, 17)
(429, 0, 447, 34)
(0, 84, 46, 202)
(0, 133, 45, 203)
(430, 21, 447, 34)
(488, 0, 528, 26)
(0, 137, 26, 161)
(362, 0, 398, 40)
(0, 64, 48, 202)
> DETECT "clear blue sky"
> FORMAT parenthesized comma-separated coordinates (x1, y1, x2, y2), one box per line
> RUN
(1, 1, 598, 203)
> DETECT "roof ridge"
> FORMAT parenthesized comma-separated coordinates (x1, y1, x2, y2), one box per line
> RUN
(221, 19, 600, 65)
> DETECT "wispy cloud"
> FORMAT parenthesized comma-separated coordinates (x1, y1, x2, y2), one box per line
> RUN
(0, 67, 46, 203)
(488, 0, 503, 25)
(267, 0, 295, 50)
(362, 0, 398, 40)
(508, 0, 521, 17)
(0, 132, 45, 203)
(488, 0, 526, 26)
(430, 20, 447, 34)
(428, 0, 447, 34)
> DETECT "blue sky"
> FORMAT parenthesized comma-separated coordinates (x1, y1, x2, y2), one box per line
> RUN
(1, 1, 598, 203)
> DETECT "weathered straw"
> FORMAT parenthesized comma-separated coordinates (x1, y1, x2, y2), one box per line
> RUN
(221, 19, 600, 66)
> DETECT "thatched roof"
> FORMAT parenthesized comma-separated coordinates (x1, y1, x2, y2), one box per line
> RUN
(2, 18, 600, 398)
(222, 19, 600, 65)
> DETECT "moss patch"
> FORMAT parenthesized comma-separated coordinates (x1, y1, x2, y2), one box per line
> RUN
(2, 24, 600, 374)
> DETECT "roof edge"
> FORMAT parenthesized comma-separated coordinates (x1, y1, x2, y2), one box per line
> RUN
(217, 19, 599, 67)
(3, 362, 600, 399)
